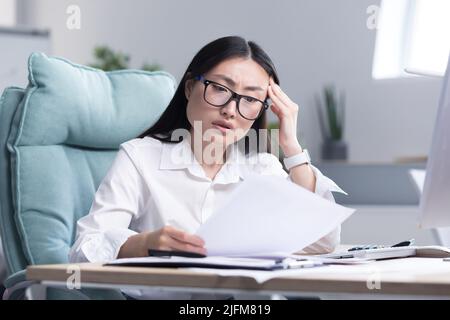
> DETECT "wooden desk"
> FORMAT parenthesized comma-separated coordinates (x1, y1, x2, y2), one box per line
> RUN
(26, 257, 450, 299)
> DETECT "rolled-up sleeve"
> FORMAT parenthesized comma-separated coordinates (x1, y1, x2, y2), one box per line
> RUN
(69, 143, 146, 263)
(255, 153, 347, 254)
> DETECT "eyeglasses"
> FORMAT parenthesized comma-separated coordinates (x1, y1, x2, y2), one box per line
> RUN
(194, 75, 269, 120)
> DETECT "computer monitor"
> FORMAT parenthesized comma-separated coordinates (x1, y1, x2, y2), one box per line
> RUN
(419, 53, 450, 229)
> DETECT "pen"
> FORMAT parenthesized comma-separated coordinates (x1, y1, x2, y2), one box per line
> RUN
(148, 249, 207, 258)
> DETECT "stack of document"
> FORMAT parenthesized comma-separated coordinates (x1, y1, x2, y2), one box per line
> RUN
(106, 174, 355, 270)
(106, 256, 322, 270)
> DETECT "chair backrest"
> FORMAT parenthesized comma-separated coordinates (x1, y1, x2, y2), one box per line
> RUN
(0, 52, 176, 275)
(0, 87, 28, 274)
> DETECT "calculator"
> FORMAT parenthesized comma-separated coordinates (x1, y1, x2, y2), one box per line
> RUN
(322, 246, 417, 260)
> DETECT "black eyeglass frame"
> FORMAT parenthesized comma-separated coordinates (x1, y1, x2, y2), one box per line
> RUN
(194, 75, 269, 121)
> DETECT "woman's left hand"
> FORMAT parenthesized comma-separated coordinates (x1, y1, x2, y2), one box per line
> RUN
(267, 78, 303, 157)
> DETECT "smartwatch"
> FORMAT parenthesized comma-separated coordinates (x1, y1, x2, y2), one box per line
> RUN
(283, 149, 311, 171)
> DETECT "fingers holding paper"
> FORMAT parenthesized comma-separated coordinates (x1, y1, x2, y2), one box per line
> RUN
(146, 225, 207, 256)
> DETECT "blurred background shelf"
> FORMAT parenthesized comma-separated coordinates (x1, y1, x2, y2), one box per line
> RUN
(316, 161, 426, 205)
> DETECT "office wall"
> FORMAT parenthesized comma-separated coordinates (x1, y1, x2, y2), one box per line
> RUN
(0, 28, 51, 92)
(0, 0, 16, 26)
(17, 0, 442, 163)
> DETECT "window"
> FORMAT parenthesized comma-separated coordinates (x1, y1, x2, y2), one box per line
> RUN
(406, 0, 450, 76)
(0, 0, 16, 26)
(373, 0, 450, 79)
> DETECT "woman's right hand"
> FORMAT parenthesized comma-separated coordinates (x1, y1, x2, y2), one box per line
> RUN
(145, 225, 207, 256)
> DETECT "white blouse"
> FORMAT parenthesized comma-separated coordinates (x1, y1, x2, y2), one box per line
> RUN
(69, 136, 347, 264)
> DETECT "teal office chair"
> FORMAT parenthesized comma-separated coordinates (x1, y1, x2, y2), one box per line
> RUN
(0, 52, 176, 299)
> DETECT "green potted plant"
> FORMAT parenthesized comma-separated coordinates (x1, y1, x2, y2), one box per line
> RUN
(316, 85, 348, 160)
(89, 45, 162, 71)
(266, 120, 280, 155)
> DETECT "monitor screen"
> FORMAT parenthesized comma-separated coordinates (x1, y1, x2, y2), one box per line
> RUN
(419, 54, 450, 228)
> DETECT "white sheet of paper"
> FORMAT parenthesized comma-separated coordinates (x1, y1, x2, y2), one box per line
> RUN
(185, 267, 323, 284)
(409, 169, 426, 194)
(196, 173, 355, 256)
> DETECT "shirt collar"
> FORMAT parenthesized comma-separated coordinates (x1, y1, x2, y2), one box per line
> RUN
(159, 136, 247, 184)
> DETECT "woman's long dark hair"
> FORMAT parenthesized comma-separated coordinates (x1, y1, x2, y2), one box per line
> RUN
(137, 36, 280, 154)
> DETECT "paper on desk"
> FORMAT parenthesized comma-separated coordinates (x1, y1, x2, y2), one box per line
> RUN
(186, 258, 371, 284)
(186, 267, 322, 284)
(106, 256, 299, 269)
(230, 251, 372, 265)
(196, 173, 355, 257)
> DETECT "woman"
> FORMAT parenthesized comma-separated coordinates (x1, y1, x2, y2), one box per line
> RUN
(69, 36, 345, 297)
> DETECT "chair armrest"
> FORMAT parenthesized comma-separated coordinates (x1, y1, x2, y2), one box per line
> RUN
(3, 268, 126, 300)
(3, 269, 35, 300)
(4, 269, 27, 288)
